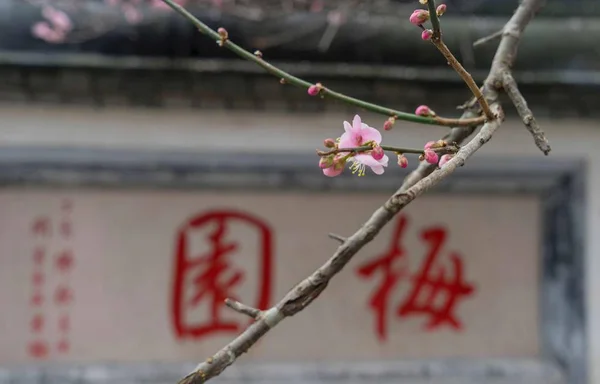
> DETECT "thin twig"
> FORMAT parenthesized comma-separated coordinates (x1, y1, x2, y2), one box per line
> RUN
(424, 0, 495, 121)
(473, 29, 503, 48)
(224, 299, 262, 319)
(160, 0, 484, 128)
(173, 0, 545, 383)
(328, 233, 347, 243)
(502, 71, 551, 155)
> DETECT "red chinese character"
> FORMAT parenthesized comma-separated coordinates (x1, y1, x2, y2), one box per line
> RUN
(55, 250, 74, 272)
(172, 210, 273, 340)
(31, 217, 51, 237)
(32, 272, 45, 286)
(30, 292, 44, 306)
(357, 215, 475, 341)
(58, 314, 70, 332)
(59, 221, 73, 238)
(57, 339, 70, 354)
(356, 216, 409, 341)
(30, 314, 44, 333)
(54, 285, 73, 306)
(33, 247, 45, 265)
(398, 227, 475, 330)
(27, 340, 49, 358)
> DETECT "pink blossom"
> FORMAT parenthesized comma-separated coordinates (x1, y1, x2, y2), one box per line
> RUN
(424, 150, 439, 164)
(409, 9, 429, 25)
(421, 29, 433, 40)
(371, 145, 385, 161)
(439, 154, 453, 168)
(415, 105, 433, 116)
(397, 155, 408, 168)
(339, 115, 388, 176)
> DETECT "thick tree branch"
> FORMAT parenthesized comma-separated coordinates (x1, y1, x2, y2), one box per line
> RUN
(502, 71, 551, 155)
(174, 1, 544, 383)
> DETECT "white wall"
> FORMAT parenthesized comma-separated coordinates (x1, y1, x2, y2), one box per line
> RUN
(0, 104, 596, 381)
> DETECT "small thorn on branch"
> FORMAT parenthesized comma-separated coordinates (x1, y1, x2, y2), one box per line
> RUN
(328, 233, 346, 243)
(473, 29, 503, 48)
(224, 298, 261, 319)
(502, 71, 551, 155)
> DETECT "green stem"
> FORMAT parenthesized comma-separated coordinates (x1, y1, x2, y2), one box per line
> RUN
(426, 0, 442, 38)
(161, 0, 481, 128)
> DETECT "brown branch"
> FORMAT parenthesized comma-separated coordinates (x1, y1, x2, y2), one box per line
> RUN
(175, 0, 545, 383)
(502, 71, 551, 155)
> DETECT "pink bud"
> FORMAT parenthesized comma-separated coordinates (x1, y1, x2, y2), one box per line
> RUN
(424, 140, 437, 150)
(308, 84, 321, 96)
(415, 105, 432, 116)
(319, 156, 334, 169)
(436, 3, 447, 16)
(421, 29, 433, 41)
(439, 154, 453, 168)
(323, 138, 336, 148)
(371, 146, 385, 161)
(397, 154, 408, 168)
(409, 9, 429, 26)
(424, 150, 439, 164)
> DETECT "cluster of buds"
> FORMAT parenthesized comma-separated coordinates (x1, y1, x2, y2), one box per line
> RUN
(409, 3, 447, 40)
(420, 140, 448, 165)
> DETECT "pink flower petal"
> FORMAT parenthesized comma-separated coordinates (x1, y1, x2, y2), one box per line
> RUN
(359, 125, 382, 144)
(343, 121, 353, 133)
(370, 165, 385, 175)
(354, 154, 387, 167)
(338, 132, 356, 149)
(352, 115, 362, 131)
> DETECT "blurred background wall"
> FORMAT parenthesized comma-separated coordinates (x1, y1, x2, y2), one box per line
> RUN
(0, 1, 596, 384)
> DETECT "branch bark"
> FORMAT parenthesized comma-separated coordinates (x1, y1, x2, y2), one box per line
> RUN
(175, 1, 545, 383)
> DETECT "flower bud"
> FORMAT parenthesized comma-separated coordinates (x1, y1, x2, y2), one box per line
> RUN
(308, 83, 322, 96)
(424, 149, 439, 164)
(436, 3, 447, 16)
(421, 29, 433, 41)
(397, 154, 408, 168)
(319, 156, 334, 169)
(409, 9, 429, 26)
(415, 105, 435, 117)
(323, 138, 336, 148)
(424, 141, 437, 150)
(371, 145, 385, 161)
(383, 117, 395, 131)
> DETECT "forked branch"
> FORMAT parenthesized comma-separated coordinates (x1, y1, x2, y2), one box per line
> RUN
(173, 0, 545, 383)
